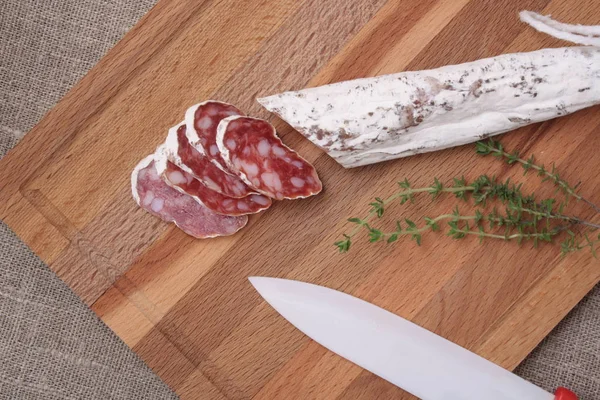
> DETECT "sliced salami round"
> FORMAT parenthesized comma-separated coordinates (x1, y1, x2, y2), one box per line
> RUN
(167, 123, 253, 198)
(216, 116, 322, 200)
(155, 145, 272, 216)
(131, 154, 247, 238)
(184, 100, 243, 171)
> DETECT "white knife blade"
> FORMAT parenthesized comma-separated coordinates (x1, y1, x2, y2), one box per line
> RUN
(249, 276, 556, 400)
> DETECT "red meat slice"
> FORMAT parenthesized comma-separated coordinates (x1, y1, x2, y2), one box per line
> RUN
(155, 145, 272, 216)
(169, 123, 253, 198)
(216, 116, 322, 200)
(185, 100, 242, 171)
(131, 154, 247, 238)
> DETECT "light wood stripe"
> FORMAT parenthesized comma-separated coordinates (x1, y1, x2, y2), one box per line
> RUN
(1, 0, 598, 398)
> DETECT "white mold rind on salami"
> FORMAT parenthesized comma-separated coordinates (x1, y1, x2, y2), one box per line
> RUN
(154, 144, 205, 208)
(258, 47, 600, 168)
(216, 116, 322, 200)
(131, 154, 155, 205)
(165, 123, 195, 175)
(184, 100, 243, 171)
(154, 145, 179, 184)
(132, 152, 247, 238)
(184, 102, 209, 156)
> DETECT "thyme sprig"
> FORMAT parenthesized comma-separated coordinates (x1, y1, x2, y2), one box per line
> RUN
(355, 211, 564, 247)
(561, 231, 600, 257)
(476, 139, 600, 214)
(335, 141, 600, 255)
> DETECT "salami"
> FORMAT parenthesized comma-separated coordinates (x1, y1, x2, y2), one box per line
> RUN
(184, 100, 243, 171)
(155, 145, 272, 216)
(167, 123, 253, 198)
(258, 13, 600, 168)
(216, 116, 322, 200)
(131, 154, 247, 238)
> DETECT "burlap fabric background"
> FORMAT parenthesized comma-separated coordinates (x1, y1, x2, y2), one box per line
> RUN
(1, 1, 599, 398)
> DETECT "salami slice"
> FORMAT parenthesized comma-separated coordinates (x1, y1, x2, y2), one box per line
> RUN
(167, 123, 253, 198)
(155, 145, 272, 216)
(184, 100, 243, 171)
(131, 154, 247, 238)
(216, 116, 322, 200)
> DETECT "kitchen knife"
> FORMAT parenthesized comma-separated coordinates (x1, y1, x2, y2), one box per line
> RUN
(249, 277, 577, 400)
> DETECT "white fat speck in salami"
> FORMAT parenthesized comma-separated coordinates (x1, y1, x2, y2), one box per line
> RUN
(131, 154, 246, 238)
(216, 116, 322, 200)
(250, 194, 271, 206)
(142, 190, 155, 206)
(167, 170, 187, 185)
(243, 161, 259, 176)
(257, 140, 270, 156)
(290, 177, 305, 188)
(166, 123, 255, 198)
(272, 146, 286, 157)
(223, 199, 234, 208)
(184, 100, 244, 171)
(258, 13, 600, 168)
(150, 197, 165, 212)
(261, 172, 282, 192)
(156, 144, 272, 216)
(226, 139, 237, 150)
(197, 116, 213, 130)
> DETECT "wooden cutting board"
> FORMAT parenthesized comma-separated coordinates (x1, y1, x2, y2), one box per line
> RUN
(1, 0, 599, 398)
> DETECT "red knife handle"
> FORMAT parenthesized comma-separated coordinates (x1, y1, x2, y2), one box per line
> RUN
(555, 387, 578, 400)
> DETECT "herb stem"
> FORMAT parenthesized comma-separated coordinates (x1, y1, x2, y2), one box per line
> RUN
(382, 186, 475, 204)
(370, 214, 555, 241)
(518, 207, 600, 227)
(345, 186, 476, 238)
(576, 220, 600, 230)
(582, 198, 600, 215)
(377, 214, 476, 238)
(335, 143, 600, 255)
(476, 139, 600, 214)
(453, 229, 558, 241)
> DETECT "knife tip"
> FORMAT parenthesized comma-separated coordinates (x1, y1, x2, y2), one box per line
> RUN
(249, 276, 276, 301)
(248, 276, 268, 289)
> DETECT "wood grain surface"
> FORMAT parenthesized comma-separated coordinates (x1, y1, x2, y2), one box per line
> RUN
(1, 0, 600, 398)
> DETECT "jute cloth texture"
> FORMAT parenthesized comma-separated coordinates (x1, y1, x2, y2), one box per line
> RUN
(1, 1, 176, 399)
(1, 0, 599, 398)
